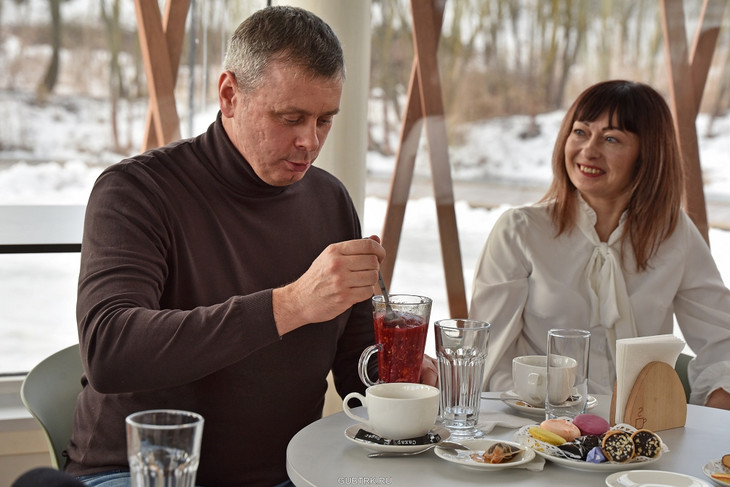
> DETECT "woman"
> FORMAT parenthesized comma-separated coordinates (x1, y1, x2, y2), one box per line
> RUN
(469, 80, 730, 409)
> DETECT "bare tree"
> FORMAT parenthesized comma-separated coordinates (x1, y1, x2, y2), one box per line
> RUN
(101, 0, 125, 153)
(36, 0, 62, 101)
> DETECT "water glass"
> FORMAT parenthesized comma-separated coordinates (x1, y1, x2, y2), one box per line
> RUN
(435, 319, 490, 438)
(545, 329, 591, 420)
(126, 409, 204, 487)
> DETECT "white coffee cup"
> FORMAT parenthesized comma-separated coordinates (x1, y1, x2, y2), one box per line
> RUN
(342, 383, 439, 439)
(512, 355, 576, 406)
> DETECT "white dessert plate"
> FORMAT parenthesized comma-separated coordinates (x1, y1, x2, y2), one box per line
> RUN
(536, 450, 660, 472)
(344, 424, 450, 453)
(703, 459, 730, 486)
(499, 390, 597, 416)
(605, 470, 711, 486)
(434, 438, 536, 470)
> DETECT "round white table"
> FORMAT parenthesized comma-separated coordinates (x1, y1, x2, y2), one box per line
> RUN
(286, 393, 728, 486)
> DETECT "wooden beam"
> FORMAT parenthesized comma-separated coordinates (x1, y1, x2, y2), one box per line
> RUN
(689, 0, 727, 114)
(141, 0, 190, 151)
(380, 4, 444, 288)
(134, 0, 187, 150)
(660, 0, 720, 244)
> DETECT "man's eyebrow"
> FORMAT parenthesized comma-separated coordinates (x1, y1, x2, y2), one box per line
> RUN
(275, 107, 340, 117)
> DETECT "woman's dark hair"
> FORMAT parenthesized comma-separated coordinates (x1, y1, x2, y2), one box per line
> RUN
(542, 80, 684, 270)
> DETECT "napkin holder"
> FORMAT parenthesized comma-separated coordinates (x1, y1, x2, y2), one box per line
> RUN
(609, 361, 686, 431)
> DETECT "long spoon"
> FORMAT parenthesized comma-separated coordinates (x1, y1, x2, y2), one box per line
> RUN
(377, 270, 404, 326)
(367, 441, 470, 458)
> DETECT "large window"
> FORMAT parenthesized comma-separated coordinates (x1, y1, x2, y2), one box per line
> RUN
(1, 0, 729, 373)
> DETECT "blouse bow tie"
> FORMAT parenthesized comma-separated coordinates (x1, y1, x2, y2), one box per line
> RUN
(585, 241, 638, 361)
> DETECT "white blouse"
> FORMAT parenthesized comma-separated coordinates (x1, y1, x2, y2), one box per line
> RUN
(469, 198, 730, 405)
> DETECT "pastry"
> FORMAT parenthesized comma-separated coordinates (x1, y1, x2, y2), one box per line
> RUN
(723, 454, 730, 469)
(572, 413, 610, 436)
(540, 418, 581, 442)
(470, 442, 521, 464)
(557, 434, 602, 461)
(557, 441, 583, 460)
(630, 429, 661, 458)
(528, 426, 567, 446)
(601, 430, 635, 462)
(712, 472, 730, 483)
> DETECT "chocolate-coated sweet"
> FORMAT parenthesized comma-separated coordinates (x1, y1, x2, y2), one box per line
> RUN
(601, 430, 635, 462)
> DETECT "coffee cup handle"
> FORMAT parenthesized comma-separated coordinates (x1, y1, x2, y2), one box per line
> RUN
(342, 392, 369, 426)
(527, 372, 543, 403)
(358, 344, 382, 387)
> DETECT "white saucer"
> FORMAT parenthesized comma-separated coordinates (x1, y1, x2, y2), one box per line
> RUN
(434, 438, 536, 470)
(606, 470, 711, 487)
(703, 459, 730, 486)
(499, 390, 597, 416)
(344, 424, 450, 453)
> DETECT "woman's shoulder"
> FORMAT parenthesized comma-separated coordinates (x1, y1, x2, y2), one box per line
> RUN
(494, 203, 553, 230)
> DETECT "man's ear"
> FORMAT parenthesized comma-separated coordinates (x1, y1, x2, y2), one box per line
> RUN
(218, 70, 238, 117)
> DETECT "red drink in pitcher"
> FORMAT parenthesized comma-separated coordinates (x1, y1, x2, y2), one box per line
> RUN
(373, 312, 428, 383)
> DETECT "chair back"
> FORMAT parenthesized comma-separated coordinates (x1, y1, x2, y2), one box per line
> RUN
(20, 344, 83, 469)
(674, 352, 692, 403)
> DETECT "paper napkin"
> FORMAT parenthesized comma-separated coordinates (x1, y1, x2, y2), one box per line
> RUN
(614, 334, 685, 422)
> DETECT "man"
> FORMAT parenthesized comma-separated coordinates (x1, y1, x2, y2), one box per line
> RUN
(66, 6, 435, 486)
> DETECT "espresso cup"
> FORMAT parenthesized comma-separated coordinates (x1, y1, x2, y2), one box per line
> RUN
(512, 355, 576, 406)
(342, 383, 439, 439)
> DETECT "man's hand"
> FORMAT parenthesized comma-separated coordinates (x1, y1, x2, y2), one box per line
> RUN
(273, 236, 385, 335)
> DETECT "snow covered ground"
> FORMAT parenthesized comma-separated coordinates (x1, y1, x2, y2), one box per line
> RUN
(1, 93, 729, 372)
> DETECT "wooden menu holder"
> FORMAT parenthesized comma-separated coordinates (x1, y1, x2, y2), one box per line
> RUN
(609, 361, 687, 432)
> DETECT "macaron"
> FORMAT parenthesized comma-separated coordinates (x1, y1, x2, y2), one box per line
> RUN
(528, 426, 566, 446)
(539, 418, 581, 442)
(572, 413, 610, 436)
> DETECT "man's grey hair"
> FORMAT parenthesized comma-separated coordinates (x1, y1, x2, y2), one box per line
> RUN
(223, 6, 345, 93)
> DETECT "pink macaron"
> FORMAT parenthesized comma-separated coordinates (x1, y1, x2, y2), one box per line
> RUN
(572, 413, 610, 436)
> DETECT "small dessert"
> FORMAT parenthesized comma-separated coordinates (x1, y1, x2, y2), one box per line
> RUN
(723, 454, 730, 469)
(557, 441, 583, 460)
(630, 429, 661, 458)
(540, 418, 581, 442)
(470, 442, 521, 464)
(602, 430, 635, 462)
(712, 472, 730, 483)
(528, 426, 567, 446)
(585, 446, 607, 463)
(572, 413, 610, 436)
(558, 435, 603, 461)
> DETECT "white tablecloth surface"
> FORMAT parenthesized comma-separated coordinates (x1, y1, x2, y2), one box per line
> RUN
(286, 393, 728, 486)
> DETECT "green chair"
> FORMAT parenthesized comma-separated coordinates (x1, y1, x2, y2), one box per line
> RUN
(674, 352, 692, 403)
(20, 344, 84, 469)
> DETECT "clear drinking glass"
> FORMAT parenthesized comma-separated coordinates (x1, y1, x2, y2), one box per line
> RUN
(126, 409, 204, 487)
(545, 329, 591, 420)
(358, 294, 432, 386)
(435, 319, 490, 438)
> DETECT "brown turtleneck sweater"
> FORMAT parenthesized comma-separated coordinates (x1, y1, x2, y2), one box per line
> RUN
(66, 113, 374, 486)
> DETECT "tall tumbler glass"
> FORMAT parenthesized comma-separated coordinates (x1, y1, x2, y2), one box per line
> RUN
(545, 329, 591, 420)
(126, 409, 204, 487)
(435, 319, 490, 438)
